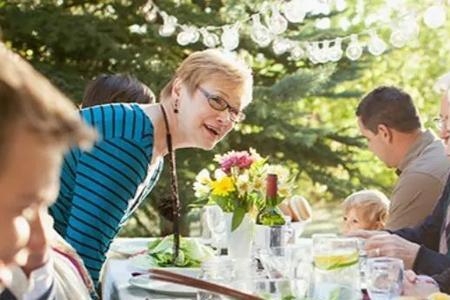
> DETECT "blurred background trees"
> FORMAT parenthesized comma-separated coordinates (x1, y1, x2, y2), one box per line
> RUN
(1, 0, 449, 236)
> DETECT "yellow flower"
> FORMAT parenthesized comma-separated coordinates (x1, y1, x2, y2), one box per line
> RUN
(211, 176, 235, 196)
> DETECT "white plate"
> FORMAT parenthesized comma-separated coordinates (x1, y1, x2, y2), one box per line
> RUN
(110, 239, 149, 256)
(129, 269, 199, 297)
(128, 254, 201, 275)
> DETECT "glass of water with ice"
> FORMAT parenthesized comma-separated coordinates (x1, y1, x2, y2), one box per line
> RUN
(366, 257, 404, 300)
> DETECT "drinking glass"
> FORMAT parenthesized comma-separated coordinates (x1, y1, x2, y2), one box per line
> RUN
(232, 277, 307, 300)
(357, 238, 368, 288)
(258, 244, 312, 298)
(204, 205, 227, 252)
(254, 224, 294, 250)
(312, 237, 361, 300)
(366, 257, 404, 300)
(197, 256, 234, 300)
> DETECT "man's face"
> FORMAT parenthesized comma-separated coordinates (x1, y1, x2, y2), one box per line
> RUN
(0, 125, 63, 269)
(439, 92, 450, 157)
(358, 118, 394, 167)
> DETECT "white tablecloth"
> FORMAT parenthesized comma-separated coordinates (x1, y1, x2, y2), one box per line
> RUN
(101, 238, 196, 300)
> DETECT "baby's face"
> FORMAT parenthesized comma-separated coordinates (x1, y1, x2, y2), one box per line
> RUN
(342, 208, 372, 234)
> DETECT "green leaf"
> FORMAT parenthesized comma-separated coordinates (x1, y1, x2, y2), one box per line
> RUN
(231, 206, 246, 231)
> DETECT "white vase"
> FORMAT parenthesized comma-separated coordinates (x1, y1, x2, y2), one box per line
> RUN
(224, 212, 254, 259)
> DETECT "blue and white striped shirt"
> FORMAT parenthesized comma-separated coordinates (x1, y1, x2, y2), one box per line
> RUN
(50, 103, 163, 284)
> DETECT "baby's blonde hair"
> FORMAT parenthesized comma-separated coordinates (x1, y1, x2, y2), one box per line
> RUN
(342, 189, 390, 229)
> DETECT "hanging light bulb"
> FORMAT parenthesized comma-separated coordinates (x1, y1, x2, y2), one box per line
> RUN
(268, 5, 288, 34)
(328, 38, 343, 62)
(345, 34, 363, 61)
(312, 42, 325, 64)
(307, 42, 327, 64)
(316, 2, 331, 15)
(129, 24, 147, 35)
(272, 38, 293, 56)
(306, 43, 320, 64)
(364, 14, 378, 27)
(176, 26, 199, 46)
(423, 4, 447, 29)
(389, 30, 408, 48)
(335, 0, 347, 12)
(250, 14, 272, 47)
(317, 40, 330, 64)
(290, 45, 305, 60)
(387, 0, 406, 11)
(142, 2, 157, 22)
(200, 29, 219, 48)
(368, 30, 387, 56)
(388, 13, 418, 49)
(221, 23, 240, 51)
(405, 16, 420, 40)
(282, 0, 306, 23)
(159, 12, 177, 37)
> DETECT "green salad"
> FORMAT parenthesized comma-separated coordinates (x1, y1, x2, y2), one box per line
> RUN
(135, 236, 214, 268)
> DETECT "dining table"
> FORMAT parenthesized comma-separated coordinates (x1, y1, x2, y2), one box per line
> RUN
(101, 236, 373, 300)
(101, 237, 197, 300)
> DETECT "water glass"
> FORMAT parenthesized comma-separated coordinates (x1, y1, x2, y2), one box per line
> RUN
(366, 257, 404, 300)
(232, 277, 307, 300)
(204, 205, 227, 252)
(357, 239, 368, 288)
(197, 256, 235, 300)
(254, 224, 294, 250)
(312, 237, 361, 300)
(258, 245, 312, 298)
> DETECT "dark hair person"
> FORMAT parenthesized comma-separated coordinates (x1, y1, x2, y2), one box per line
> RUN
(82, 74, 155, 108)
(356, 86, 421, 134)
(356, 86, 450, 230)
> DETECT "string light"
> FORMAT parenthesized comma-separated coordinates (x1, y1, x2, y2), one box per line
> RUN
(140, 0, 449, 64)
(423, 3, 447, 28)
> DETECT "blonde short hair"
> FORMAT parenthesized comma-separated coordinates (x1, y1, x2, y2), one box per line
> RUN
(160, 49, 253, 108)
(0, 43, 96, 160)
(342, 189, 390, 226)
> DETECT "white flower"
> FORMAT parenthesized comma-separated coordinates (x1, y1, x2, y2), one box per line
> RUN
(214, 169, 227, 180)
(266, 164, 290, 181)
(196, 169, 211, 185)
(249, 148, 263, 161)
(194, 182, 211, 198)
(236, 173, 251, 196)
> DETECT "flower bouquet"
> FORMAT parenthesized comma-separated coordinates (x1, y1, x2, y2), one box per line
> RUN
(193, 148, 296, 231)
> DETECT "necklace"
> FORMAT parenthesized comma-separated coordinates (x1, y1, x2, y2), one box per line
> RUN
(160, 104, 181, 262)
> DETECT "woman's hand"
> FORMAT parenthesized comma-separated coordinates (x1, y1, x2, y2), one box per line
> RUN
(403, 270, 440, 298)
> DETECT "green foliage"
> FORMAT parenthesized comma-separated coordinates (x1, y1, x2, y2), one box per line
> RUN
(1, 0, 449, 236)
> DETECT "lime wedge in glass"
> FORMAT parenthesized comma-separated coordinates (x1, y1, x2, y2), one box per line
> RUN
(313, 250, 359, 270)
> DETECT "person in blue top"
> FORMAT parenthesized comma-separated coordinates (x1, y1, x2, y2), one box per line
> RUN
(49, 49, 254, 285)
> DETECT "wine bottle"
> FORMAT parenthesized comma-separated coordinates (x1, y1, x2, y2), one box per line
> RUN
(256, 173, 286, 226)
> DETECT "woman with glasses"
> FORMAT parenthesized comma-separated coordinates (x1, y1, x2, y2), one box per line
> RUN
(49, 49, 253, 285)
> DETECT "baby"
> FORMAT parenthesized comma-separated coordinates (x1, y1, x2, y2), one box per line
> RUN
(342, 189, 390, 234)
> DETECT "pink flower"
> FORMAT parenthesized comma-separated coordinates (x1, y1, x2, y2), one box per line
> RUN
(218, 151, 256, 174)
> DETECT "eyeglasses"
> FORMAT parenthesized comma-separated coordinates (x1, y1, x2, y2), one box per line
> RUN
(198, 86, 245, 123)
(433, 116, 448, 131)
